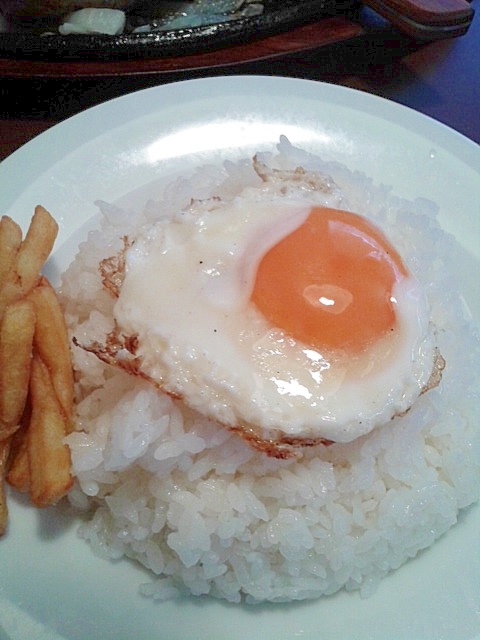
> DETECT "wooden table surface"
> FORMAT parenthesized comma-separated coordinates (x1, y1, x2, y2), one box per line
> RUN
(0, 1, 479, 164)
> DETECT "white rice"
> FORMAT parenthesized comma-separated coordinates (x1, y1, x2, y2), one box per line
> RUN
(60, 136, 480, 604)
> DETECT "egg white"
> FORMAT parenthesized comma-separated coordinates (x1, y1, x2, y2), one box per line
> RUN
(113, 168, 436, 443)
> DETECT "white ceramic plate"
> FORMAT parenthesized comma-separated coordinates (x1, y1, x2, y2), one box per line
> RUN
(0, 76, 479, 640)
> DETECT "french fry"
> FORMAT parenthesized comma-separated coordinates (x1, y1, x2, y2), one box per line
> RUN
(0, 217, 23, 320)
(28, 277, 74, 427)
(6, 439, 30, 494)
(15, 206, 58, 296)
(0, 207, 58, 319)
(0, 299, 35, 441)
(0, 206, 75, 530)
(6, 404, 31, 494)
(27, 355, 72, 508)
(0, 438, 11, 536)
(0, 216, 22, 287)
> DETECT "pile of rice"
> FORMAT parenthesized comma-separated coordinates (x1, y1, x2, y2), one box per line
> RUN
(60, 137, 480, 604)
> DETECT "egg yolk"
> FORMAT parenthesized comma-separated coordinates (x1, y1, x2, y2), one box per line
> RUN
(251, 206, 408, 355)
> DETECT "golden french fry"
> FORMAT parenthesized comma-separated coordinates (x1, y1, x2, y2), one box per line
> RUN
(0, 216, 22, 287)
(6, 440, 30, 494)
(0, 218, 22, 321)
(0, 281, 20, 322)
(27, 355, 72, 508)
(15, 206, 58, 296)
(6, 404, 31, 494)
(0, 207, 74, 527)
(28, 277, 74, 426)
(0, 299, 35, 440)
(0, 438, 11, 536)
(0, 207, 57, 319)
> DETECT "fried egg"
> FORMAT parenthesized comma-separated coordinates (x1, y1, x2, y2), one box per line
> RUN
(112, 164, 437, 448)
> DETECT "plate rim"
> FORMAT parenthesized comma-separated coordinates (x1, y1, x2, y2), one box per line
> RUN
(2, 75, 479, 218)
